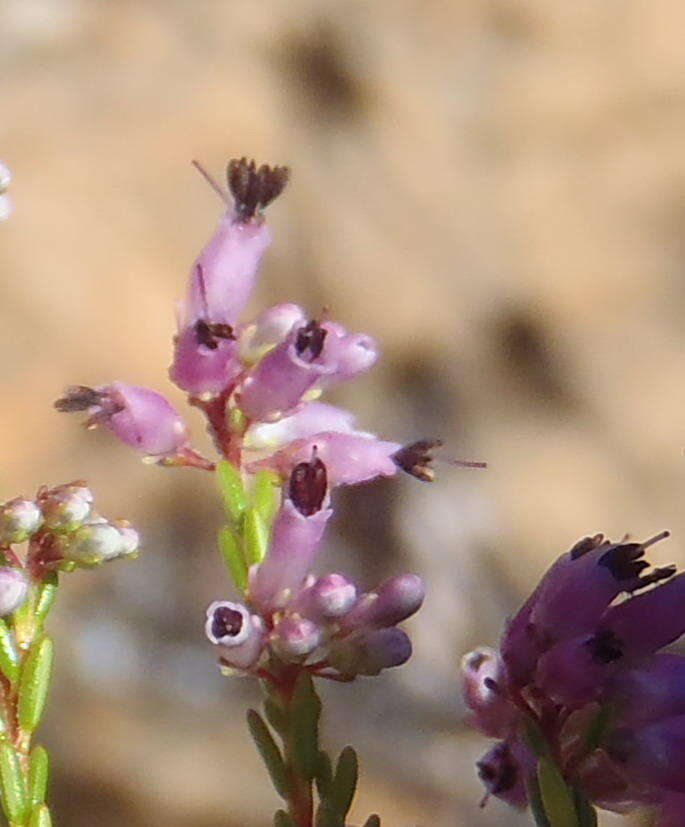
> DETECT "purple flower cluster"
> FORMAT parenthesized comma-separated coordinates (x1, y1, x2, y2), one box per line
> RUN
(462, 530, 685, 824)
(55, 158, 479, 683)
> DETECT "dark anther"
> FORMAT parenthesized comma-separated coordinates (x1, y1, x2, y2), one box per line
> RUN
(194, 319, 236, 350)
(630, 564, 677, 592)
(227, 157, 290, 222)
(211, 606, 244, 639)
(476, 743, 518, 795)
(483, 677, 501, 694)
(54, 385, 104, 413)
(392, 439, 444, 482)
(570, 534, 605, 560)
(295, 320, 327, 361)
(586, 629, 624, 664)
(598, 543, 648, 582)
(289, 451, 328, 516)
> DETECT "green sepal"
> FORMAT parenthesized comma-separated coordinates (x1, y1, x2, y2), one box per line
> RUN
(274, 810, 296, 827)
(0, 743, 28, 823)
(246, 709, 289, 799)
(243, 507, 268, 567)
(18, 636, 54, 733)
(35, 575, 58, 624)
(573, 787, 598, 827)
(216, 461, 247, 523)
(252, 469, 280, 526)
(522, 715, 547, 757)
(330, 746, 358, 817)
(362, 817, 381, 827)
(28, 745, 49, 808)
(584, 704, 612, 752)
(0, 618, 19, 684)
(12, 591, 37, 649)
(315, 751, 333, 801)
(536, 758, 578, 827)
(218, 527, 247, 593)
(263, 697, 287, 737)
(290, 671, 321, 780)
(315, 803, 343, 827)
(28, 803, 52, 827)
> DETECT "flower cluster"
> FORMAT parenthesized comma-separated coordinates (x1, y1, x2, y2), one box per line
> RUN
(0, 482, 139, 589)
(462, 530, 685, 825)
(55, 158, 478, 681)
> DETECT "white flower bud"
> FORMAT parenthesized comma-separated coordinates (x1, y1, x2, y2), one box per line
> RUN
(0, 567, 29, 616)
(62, 523, 125, 566)
(0, 498, 42, 544)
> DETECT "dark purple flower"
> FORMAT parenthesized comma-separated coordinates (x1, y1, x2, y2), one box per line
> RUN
(476, 740, 533, 809)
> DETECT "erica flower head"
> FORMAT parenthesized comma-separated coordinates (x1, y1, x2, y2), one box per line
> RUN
(462, 529, 685, 824)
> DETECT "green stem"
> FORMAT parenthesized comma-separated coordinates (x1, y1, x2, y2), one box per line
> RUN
(0, 580, 55, 825)
(275, 671, 314, 827)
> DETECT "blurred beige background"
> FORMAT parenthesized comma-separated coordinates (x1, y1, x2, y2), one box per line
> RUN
(2, 0, 684, 824)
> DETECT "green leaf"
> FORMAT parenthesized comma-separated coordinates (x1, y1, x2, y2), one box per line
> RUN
(315, 751, 333, 801)
(252, 469, 280, 526)
(330, 746, 358, 817)
(584, 704, 612, 752)
(218, 527, 247, 593)
(243, 507, 268, 566)
(315, 803, 343, 827)
(216, 461, 247, 523)
(263, 697, 287, 737)
(35, 575, 58, 624)
(0, 743, 28, 823)
(274, 810, 295, 827)
(28, 746, 49, 808)
(536, 758, 578, 827)
(247, 709, 289, 799)
(18, 636, 54, 733)
(522, 715, 547, 757)
(573, 787, 598, 827)
(290, 672, 321, 780)
(28, 803, 52, 827)
(362, 817, 381, 827)
(526, 772, 551, 827)
(0, 618, 19, 684)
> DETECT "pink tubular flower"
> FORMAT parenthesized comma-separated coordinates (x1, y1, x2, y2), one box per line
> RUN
(55, 382, 189, 457)
(461, 647, 518, 738)
(205, 600, 265, 670)
(238, 303, 307, 366)
(248, 431, 402, 487)
(249, 455, 333, 611)
(244, 402, 358, 452)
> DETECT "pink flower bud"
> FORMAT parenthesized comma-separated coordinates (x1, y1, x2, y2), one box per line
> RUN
(0, 567, 28, 616)
(270, 615, 323, 662)
(328, 627, 412, 676)
(340, 574, 425, 631)
(238, 303, 307, 365)
(40, 484, 92, 532)
(293, 574, 357, 621)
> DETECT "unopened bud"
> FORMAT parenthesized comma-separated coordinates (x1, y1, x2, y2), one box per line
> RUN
(341, 574, 425, 631)
(0, 567, 29, 616)
(115, 524, 140, 556)
(0, 498, 42, 544)
(328, 627, 412, 676)
(270, 615, 323, 662)
(40, 485, 93, 532)
(61, 523, 125, 566)
(295, 574, 357, 621)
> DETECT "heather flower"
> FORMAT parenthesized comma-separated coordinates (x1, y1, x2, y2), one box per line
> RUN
(339, 574, 425, 631)
(462, 529, 685, 825)
(0, 567, 28, 615)
(55, 382, 189, 458)
(0, 497, 42, 544)
(0, 161, 11, 221)
(476, 740, 533, 809)
(39, 482, 93, 532)
(292, 573, 357, 621)
(205, 600, 265, 670)
(61, 522, 130, 567)
(270, 615, 323, 662)
(327, 627, 412, 676)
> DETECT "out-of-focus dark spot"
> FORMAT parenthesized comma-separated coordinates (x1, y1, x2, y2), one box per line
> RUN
(392, 353, 463, 435)
(486, 1, 536, 43)
(281, 24, 365, 121)
(495, 309, 575, 406)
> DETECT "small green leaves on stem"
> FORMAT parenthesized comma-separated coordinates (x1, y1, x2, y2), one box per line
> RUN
(247, 709, 290, 799)
(573, 788, 598, 827)
(216, 461, 247, 524)
(0, 619, 19, 684)
(290, 672, 321, 781)
(263, 697, 288, 737)
(315, 752, 333, 802)
(536, 758, 578, 827)
(18, 636, 54, 734)
(243, 508, 268, 567)
(252, 469, 280, 526)
(218, 527, 247, 593)
(0, 742, 28, 824)
(28, 804, 52, 827)
(330, 746, 358, 818)
(34, 576, 58, 625)
(28, 746, 49, 809)
(274, 810, 296, 827)
(526, 773, 551, 827)
(362, 816, 381, 827)
(314, 804, 343, 827)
